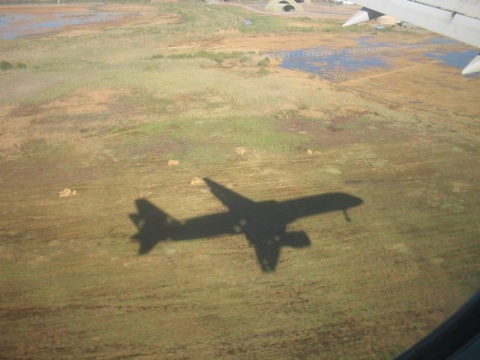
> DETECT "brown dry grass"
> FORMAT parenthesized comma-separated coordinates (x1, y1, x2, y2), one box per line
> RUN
(1, 2, 479, 359)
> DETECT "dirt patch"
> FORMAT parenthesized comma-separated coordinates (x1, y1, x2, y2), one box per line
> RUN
(37, 89, 128, 117)
(213, 33, 360, 52)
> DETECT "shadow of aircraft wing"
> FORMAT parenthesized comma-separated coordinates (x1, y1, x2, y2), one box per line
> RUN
(203, 178, 255, 217)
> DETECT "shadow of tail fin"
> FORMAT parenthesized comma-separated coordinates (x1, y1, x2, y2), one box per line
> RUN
(129, 213, 144, 230)
(129, 198, 179, 255)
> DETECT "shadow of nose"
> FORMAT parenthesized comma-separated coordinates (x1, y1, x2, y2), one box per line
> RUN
(353, 196, 364, 207)
(344, 194, 364, 208)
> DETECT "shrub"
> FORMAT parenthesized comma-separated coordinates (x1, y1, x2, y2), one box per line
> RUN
(15, 62, 27, 69)
(257, 67, 269, 76)
(166, 51, 245, 65)
(257, 57, 270, 67)
(0, 60, 13, 71)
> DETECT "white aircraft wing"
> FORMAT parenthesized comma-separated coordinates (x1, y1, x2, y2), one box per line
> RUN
(343, 0, 480, 74)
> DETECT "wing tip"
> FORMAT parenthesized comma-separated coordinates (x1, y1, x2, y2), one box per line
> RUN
(343, 10, 369, 27)
(343, 8, 384, 27)
(462, 54, 480, 75)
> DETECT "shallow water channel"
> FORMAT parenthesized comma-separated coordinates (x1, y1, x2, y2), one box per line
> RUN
(269, 37, 478, 81)
(0, 10, 119, 39)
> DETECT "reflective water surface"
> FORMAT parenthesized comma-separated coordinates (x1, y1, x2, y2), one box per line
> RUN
(276, 37, 478, 81)
(0, 11, 118, 39)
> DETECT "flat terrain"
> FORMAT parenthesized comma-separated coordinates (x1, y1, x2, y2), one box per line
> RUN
(1, 2, 479, 359)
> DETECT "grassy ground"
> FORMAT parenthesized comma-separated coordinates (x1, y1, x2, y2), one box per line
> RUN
(1, 2, 479, 359)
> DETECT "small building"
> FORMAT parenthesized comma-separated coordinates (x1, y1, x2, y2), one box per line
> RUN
(265, 0, 311, 13)
(377, 15, 400, 26)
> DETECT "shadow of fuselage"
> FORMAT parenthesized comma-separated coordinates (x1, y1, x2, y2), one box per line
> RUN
(129, 178, 363, 272)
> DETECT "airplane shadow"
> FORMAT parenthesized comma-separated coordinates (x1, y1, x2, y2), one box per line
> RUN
(129, 178, 363, 272)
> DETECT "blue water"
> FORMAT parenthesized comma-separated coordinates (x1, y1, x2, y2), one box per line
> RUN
(428, 37, 461, 45)
(278, 37, 479, 81)
(278, 37, 391, 81)
(0, 14, 31, 27)
(425, 49, 479, 72)
(357, 36, 395, 48)
(283, 53, 387, 82)
(0, 12, 119, 40)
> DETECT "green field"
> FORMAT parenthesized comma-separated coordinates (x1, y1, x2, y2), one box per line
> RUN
(1, 2, 479, 359)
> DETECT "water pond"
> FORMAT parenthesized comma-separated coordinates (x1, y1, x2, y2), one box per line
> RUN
(0, 11, 119, 40)
(275, 37, 478, 81)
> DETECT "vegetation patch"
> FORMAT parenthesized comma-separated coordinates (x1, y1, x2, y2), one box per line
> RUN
(161, 50, 246, 65)
(0, 60, 13, 70)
